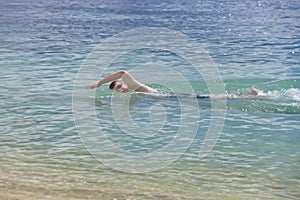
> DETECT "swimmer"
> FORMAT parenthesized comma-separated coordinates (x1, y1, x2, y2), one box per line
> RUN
(86, 70, 259, 98)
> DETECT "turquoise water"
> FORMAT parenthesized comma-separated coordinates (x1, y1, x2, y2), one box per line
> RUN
(1, 0, 299, 199)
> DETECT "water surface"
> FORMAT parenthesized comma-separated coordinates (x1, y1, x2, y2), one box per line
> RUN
(1, 0, 299, 199)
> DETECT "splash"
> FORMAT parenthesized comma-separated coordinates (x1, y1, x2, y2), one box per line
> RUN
(229, 88, 300, 114)
(261, 88, 300, 102)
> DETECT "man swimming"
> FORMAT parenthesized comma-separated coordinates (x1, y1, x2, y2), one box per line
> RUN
(85, 70, 259, 98)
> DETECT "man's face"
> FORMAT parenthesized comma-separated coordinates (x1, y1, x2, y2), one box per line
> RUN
(113, 81, 128, 92)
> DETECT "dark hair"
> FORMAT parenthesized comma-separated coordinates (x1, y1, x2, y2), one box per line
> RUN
(109, 81, 118, 90)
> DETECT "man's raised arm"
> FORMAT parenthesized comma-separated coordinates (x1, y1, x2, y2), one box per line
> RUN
(85, 70, 128, 89)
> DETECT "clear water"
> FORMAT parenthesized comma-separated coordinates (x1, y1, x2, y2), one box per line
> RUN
(1, 0, 299, 199)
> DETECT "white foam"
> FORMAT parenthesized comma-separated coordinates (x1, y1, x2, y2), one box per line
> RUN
(260, 88, 300, 102)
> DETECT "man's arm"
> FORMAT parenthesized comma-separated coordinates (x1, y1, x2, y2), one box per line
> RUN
(86, 70, 157, 92)
(85, 70, 128, 89)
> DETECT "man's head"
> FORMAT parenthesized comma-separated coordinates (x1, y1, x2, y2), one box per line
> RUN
(109, 81, 128, 92)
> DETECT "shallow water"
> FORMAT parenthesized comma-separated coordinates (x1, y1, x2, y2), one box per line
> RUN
(1, 0, 300, 199)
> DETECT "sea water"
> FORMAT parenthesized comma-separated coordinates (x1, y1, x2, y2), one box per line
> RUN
(1, 0, 299, 199)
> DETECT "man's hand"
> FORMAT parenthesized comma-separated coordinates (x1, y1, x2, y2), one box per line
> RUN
(85, 82, 99, 89)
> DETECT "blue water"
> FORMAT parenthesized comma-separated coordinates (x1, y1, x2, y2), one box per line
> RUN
(1, 0, 299, 199)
